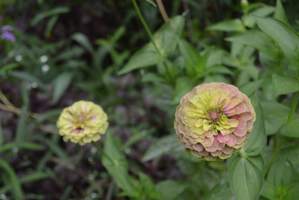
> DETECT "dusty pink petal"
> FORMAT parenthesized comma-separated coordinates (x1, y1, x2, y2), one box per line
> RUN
(198, 149, 209, 156)
(193, 143, 204, 152)
(222, 146, 233, 154)
(178, 134, 184, 141)
(235, 103, 247, 114)
(240, 112, 252, 121)
(235, 136, 246, 144)
(195, 137, 204, 143)
(217, 134, 230, 143)
(236, 118, 247, 130)
(205, 138, 219, 152)
(218, 142, 225, 150)
(226, 135, 236, 147)
(205, 130, 213, 138)
(191, 150, 202, 158)
(202, 136, 214, 147)
(247, 120, 253, 130)
(234, 129, 247, 137)
(186, 143, 193, 149)
(211, 150, 222, 156)
(234, 143, 245, 149)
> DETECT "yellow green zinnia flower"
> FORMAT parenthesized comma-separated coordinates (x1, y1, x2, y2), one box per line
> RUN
(174, 82, 256, 161)
(57, 101, 108, 145)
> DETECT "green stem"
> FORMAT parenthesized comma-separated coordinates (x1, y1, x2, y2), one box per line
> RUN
(156, 0, 169, 22)
(264, 135, 285, 178)
(287, 91, 299, 122)
(131, 0, 174, 86)
(131, 0, 161, 54)
(264, 91, 299, 178)
(92, 141, 115, 165)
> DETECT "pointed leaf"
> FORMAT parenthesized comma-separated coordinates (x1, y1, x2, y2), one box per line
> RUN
(52, 73, 73, 104)
(274, 0, 289, 26)
(227, 154, 265, 200)
(280, 117, 299, 138)
(244, 94, 266, 155)
(272, 74, 299, 95)
(254, 16, 299, 74)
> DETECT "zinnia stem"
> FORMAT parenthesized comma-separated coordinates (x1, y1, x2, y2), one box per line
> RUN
(264, 135, 285, 178)
(264, 91, 299, 178)
(92, 141, 116, 165)
(131, 0, 174, 86)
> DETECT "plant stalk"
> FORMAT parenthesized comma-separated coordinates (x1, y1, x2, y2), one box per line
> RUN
(131, 0, 174, 86)
(92, 141, 115, 165)
(156, 0, 169, 22)
(264, 91, 299, 178)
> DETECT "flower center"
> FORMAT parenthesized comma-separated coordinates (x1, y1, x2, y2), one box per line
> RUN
(209, 109, 220, 122)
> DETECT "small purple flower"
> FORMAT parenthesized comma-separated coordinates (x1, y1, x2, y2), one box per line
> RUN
(1, 25, 13, 32)
(1, 25, 15, 42)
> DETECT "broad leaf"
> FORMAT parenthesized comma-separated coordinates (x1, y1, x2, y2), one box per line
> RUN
(272, 74, 299, 95)
(171, 76, 196, 105)
(142, 134, 184, 162)
(226, 30, 280, 59)
(274, 0, 289, 26)
(206, 19, 245, 32)
(119, 16, 184, 75)
(239, 79, 263, 97)
(254, 16, 299, 74)
(268, 159, 294, 188)
(102, 132, 134, 195)
(260, 180, 277, 200)
(52, 73, 73, 104)
(244, 94, 266, 155)
(227, 154, 265, 200)
(280, 117, 299, 138)
(156, 180, 188, 200)
(260, 101, 290, 135)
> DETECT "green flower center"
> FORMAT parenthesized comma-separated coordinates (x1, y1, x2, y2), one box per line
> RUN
(202, 105, 230, 135)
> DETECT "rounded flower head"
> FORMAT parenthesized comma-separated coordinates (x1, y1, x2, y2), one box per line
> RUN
(57, 101, 108, 145)
(174, 82, 256, 161)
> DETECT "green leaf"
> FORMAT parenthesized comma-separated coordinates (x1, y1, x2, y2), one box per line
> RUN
(144, 0, 157, 7)
(155, 180, 187, 200)
(244, 94, 266, 155)
(9, 71, 51, 95)
(0, 158, 24, 199)
(205, 65, 234, 75)
(243, 6, 275, 28)
(118, 44, 164, 75)
(226, 30, 280, 59)
(260, 180, 277, 200)
(171, 76, 196, 105)
(102, 132, 134, 195)
(31, 7, 70, 26)
(239, 80, 263, 97)
(45, 15, 58, 38)
(52, 73, 73, 104)
(142, 134, 184, 162)
(178, 39, 208, 76)
(261, 101, 290, 135)
(36, 136, 68, 159)
(272, 74, 299, 95)
(254, 16, 299, 74)
(72, 33, 94, 56)
(227, 154, 265, 200)
(268, 159, 294, 188)
(274, 0, 289, 26)
(118, 16, 184, 75)
(280, 117, 299, 138)
(203, 178, 235, 200)
(141, 73, 166, 83)
(206, 19, 245, 32)
(0, 63, 20, 74)
(15, 105, 28, 148)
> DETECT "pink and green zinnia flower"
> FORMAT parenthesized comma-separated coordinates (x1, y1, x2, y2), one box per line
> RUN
(57, 101, 108, 145)
(174, 82, 256, 161)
